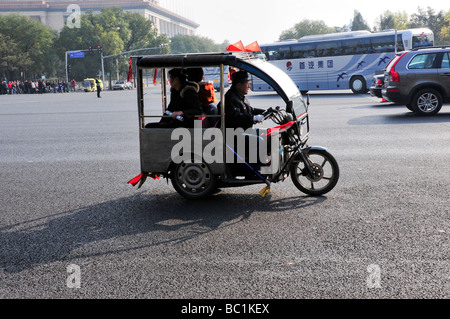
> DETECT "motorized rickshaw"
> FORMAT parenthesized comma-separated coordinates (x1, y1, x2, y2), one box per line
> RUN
(128, 52, 339, 199)
(83, 78, 103, 92)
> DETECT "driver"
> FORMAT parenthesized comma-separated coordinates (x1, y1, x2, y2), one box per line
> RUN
(224, 71, 264, 130)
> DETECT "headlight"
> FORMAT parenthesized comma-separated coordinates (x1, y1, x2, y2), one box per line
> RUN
(284, 113, 293, 123)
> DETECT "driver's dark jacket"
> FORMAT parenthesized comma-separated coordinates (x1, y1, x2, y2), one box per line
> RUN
(224, 86, 264, 130)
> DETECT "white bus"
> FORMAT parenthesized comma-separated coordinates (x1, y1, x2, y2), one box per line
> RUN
(252, 28, 434, 94)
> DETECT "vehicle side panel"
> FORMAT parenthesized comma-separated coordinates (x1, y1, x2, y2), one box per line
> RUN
(438, 56, 450, 101)
(139, 128, 225, 174)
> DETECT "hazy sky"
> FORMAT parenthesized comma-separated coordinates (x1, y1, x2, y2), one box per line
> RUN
(160, 0, 448, 45)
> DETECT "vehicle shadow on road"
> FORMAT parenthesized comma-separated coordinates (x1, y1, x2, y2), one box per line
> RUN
(348, 109, 450, 125)
(369, 102, 405, 108)
(0, 192, 325, 273)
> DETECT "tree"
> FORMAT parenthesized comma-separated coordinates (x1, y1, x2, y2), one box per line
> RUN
(376, 10, 410, 31)
(374, 7, 449, 44)
(440, 11, 450, 44)
(0, 14, 56, 80)
(279, 19, 335, 41)
(410, 7, 447, 45)
(56, 8, 169, 81)
(56, 11, 107, 80)
(124, 11, 168, 52)
(352, 10, 370, 31)
(0, 34, 32, 80)
(170, 35, 224, 54)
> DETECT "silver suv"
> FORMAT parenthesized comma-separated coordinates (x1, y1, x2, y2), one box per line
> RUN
(382, 46, 450, 115)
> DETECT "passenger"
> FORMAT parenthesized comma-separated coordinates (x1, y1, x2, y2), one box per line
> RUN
(146, 68, 202, 128)
(186, 68, 218, 127)
(224, 71, 264, 130)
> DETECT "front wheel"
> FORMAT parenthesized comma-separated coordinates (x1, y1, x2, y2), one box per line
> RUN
(171, 161, 217, 199)
(290, 149, 339, 196)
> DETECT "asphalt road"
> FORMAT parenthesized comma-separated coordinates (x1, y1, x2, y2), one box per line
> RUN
(0, 87, 449, 300)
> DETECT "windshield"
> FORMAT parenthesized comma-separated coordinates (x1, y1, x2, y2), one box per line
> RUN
(412, 30, 434, 48)
(244, 58, 307, 116)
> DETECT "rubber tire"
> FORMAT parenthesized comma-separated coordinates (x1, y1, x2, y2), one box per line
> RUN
(411, 88, 443, 116)
(171, 161, 217, 200)
(290, 149, 339, 196)
(350, 76, 368, 94)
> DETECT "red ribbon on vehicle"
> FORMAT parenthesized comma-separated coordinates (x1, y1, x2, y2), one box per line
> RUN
(127, 174, 143, 187)
(153, 69, 158, 84)
(127, 58, 133, 82)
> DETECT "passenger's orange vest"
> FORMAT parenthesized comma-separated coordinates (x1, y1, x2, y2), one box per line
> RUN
(198, 82, 217, 108)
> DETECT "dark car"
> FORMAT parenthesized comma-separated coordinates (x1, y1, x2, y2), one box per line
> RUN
(369, 71, 385, 98)
(382, 46, 450, 115)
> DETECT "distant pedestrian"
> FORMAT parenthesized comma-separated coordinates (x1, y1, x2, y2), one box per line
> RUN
(38, 80, 44, 94)
(1, 81, 7, 94)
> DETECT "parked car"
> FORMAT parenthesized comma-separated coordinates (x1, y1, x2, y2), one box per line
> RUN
(382, 46, 450, 115)
(112, 80, 132, 90)
(369, 70, 385, 98)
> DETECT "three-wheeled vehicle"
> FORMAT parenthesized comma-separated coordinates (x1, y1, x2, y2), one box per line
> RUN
(128, 52, 339, 199)
(83, 78, 103, 92)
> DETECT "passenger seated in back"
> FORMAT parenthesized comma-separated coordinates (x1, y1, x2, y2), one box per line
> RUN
(145, 68, 202, 128)
(186, 68, 219, 127)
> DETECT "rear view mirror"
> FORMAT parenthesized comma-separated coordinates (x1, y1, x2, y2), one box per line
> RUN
(286, 100, 293, 113)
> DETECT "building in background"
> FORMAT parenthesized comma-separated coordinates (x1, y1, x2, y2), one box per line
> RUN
(0, 0, 199, 37)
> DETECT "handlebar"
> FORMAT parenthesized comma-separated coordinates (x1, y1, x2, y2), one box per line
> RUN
(262, 106, 280, 119)
(263, 106, 295, 125)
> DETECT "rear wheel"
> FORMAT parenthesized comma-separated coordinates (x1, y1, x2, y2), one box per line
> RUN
(171, 161, 217, 199)
(350, 76, 368, 94)
(290, 149, 339, 196)
(350, 75, 367, 94)
(411, 88, 442, 115)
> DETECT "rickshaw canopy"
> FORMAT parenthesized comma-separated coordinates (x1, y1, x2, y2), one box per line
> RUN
(136, 52, 302, 104)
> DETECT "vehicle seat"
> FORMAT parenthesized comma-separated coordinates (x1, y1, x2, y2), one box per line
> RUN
(205, 103, 219, 128)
